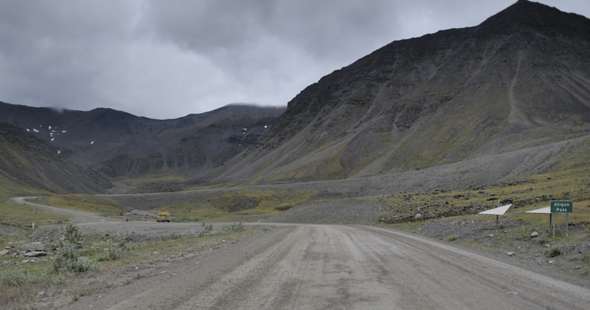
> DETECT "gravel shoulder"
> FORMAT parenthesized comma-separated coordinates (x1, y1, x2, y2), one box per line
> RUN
(394, 215, 590, 288)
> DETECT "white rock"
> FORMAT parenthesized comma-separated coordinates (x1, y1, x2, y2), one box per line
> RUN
(23, 250, 47, 257)
(506, 251, 515, 257)
(530, 231, 539, 238)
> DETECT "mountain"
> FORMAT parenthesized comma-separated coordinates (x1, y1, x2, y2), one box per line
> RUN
(219, 0, 590, 182)
(0, 123, 111, 193)
(2, 0, 588, 190)
(0, 102, 284, 178)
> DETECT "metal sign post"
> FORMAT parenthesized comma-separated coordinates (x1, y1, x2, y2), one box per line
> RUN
(527, 201, 573, 238)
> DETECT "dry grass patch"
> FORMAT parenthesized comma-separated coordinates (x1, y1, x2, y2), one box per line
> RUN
(44, 194, 124, 217)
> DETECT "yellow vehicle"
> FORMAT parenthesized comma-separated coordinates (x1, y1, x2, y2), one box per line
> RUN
(157, 210, 171, 223)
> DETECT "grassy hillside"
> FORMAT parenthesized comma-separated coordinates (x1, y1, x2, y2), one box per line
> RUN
(0, 123, 111, 193)
(378, 166, 590, 223)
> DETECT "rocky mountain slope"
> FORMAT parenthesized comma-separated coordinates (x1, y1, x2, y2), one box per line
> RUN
(219, 0, 590, 182)
(2, 0, 588, 192)
(0, 123, 111, 193)
(0, 102, 284, 178)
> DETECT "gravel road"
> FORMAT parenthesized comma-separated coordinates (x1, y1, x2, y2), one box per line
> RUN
(64, 224, 590, 310)
(12, 196, 590, 309)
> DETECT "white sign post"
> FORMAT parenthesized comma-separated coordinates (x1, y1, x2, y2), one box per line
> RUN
(479, 204, 512, 226)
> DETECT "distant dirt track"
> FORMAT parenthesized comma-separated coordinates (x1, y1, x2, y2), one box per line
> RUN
(11, 196, 106, 223)
(10, 196, 215, 237)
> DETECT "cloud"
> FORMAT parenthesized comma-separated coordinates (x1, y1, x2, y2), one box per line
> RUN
(0, 0, 588, 118)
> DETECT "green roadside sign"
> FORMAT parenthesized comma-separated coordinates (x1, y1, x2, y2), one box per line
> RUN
(550, 200, 573, 213)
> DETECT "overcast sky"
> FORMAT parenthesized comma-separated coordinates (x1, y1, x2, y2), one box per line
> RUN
(0, 0, 588, 119)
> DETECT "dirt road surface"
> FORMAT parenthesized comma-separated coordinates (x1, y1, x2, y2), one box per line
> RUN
(12, 196, 590, 309)
(62, 224, 590, 310)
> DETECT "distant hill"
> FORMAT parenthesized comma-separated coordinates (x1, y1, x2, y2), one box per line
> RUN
(0, 102, 284, 178)
(220, 0, 590, 182)
(0, 123, 111, 193)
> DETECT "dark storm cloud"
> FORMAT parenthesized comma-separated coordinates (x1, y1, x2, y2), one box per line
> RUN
(0, 0, 588, 118)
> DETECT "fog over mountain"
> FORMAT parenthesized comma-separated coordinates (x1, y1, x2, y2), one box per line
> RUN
(0, 0, 588, 118)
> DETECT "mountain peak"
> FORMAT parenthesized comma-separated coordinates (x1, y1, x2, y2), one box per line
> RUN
(478, 0, 590, 36)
